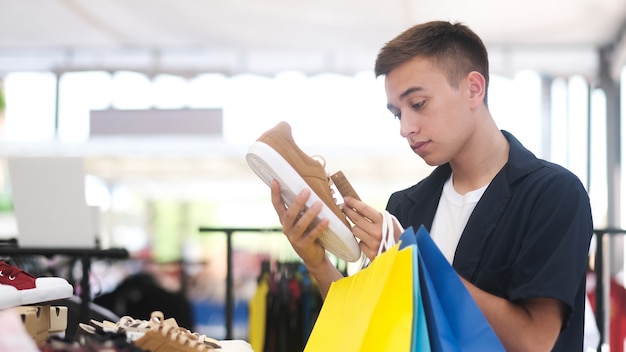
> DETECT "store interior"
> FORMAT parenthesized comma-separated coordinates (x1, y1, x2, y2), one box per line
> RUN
(1, 1, 626, 351)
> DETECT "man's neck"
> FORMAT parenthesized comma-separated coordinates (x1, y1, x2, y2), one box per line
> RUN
(449, 124, 509, 195)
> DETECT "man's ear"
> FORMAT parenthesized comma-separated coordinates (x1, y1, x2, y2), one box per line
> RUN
(467, 71, 486, 107)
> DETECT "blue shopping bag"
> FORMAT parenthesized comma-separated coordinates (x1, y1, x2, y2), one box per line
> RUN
(399, 229, 431, 351)
(406, 225, 505, 352)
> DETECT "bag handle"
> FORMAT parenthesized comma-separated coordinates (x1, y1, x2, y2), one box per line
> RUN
(361, 211, 404, 269)
(377, 210, 402, 255)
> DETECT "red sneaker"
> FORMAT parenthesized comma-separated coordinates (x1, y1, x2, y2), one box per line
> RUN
(0, 261, 73, 305)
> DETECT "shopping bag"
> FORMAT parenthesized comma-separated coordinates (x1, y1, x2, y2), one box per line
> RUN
(412, 225, 505, 352)
(304, 243, 413, 352)
(399, 229, 431, 351)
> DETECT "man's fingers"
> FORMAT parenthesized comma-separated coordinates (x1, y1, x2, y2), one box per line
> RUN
(270, 180, 287, 213)
(343, 196, 382, 224)
(342, 196, 384, 260)
(270, 181, 326, 241)
(296, 208, 327, 244)
(343, 203, 380, 239)
(287, 201, 321, 239)
(271, 180, 310, 227)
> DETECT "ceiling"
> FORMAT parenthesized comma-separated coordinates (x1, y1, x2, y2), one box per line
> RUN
(1, 0, 626, 204)
(1, 0, 626, 78)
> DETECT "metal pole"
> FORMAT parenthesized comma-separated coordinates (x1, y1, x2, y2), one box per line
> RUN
(225, 229, 233, 340)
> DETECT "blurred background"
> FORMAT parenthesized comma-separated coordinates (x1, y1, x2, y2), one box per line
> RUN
(0, 0, 625, 350)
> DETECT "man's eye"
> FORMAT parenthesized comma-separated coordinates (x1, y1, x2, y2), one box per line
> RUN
(393, 112, 401, 120)
(412, 101, 425, 110)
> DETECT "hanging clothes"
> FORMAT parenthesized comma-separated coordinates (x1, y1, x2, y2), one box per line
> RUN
(249, 261, 322, 352)
(249, 272, 269, 352)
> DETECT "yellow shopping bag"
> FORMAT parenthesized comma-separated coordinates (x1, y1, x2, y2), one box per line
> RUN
(304, 243, 413, 352)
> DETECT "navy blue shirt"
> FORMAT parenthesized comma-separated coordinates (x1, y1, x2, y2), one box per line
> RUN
(386, 131, 593, 351)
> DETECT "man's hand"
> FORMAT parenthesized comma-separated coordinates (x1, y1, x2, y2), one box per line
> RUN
(343, 196, 404, 260)
(271, 179, 328, 267)
(270, 180, 344, 297)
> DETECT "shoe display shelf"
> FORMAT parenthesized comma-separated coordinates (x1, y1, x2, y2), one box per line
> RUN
(0, 245, 129, 325)
(78, 310, 253, 351)
(0, 259, 74, 347)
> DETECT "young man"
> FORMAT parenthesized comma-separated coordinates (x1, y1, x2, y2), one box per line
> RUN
(269, 21, 593, 351)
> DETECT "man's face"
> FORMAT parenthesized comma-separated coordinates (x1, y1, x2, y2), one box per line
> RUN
(384, 56, 475, 166)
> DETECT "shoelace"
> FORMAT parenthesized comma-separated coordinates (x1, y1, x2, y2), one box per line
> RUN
(91, 311, 163, 334)
(181, 329, 221, 349)
(153, 311, 221, 348)
(154, 324, 214, 351)
(361, 210, 403, 269)
(307, 157, 401, 268)
(311, 155, 341, 202)
(117, 315, 156, 330)
(134, 311, 221, 349)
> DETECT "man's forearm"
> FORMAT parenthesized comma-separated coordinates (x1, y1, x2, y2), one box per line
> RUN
(460, 277, 564, 351)
(306, 257, 345, 299)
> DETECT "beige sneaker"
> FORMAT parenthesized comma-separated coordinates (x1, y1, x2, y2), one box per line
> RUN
(89, 312, 159, 341)
(90, 311, 221, 349)
(133, 323, 218, 352)
(246, 121, 361, 262)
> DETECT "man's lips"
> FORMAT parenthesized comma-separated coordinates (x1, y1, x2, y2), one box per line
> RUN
(410, 140, 430, 153)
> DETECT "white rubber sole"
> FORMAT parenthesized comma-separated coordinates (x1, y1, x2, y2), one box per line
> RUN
(0, 289, 21, 309)
(246, 141, 361, 262)
(19, 279, 74, 305)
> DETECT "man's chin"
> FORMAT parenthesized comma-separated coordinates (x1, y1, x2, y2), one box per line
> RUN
(417, 154, 444, 167)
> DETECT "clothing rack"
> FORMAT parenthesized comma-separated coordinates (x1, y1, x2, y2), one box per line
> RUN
(592, 228, 626, 351)
(197, 227, 282, 340)
(0, 245, 129, 324)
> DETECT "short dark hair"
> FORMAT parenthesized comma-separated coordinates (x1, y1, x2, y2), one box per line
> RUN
(375, 21, 490, 103)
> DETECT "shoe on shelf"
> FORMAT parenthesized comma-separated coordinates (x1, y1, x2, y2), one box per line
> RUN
(0, 261, 73, 305)
(89, 313, 157, 341)
(246, 121, 361, 262)
(89, 311, 221, 349)
(133, 323, 218, 352)
(160, 316, 221, 350)
(88, 310, 172, 343)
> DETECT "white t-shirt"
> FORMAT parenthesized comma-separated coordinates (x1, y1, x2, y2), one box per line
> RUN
(430, 175, 488, 263)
